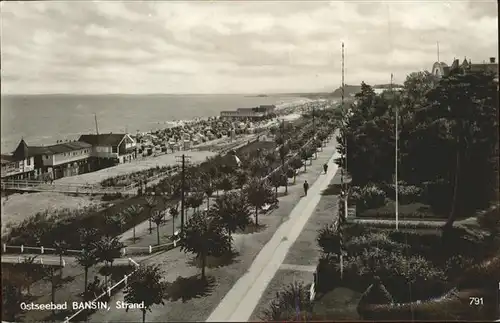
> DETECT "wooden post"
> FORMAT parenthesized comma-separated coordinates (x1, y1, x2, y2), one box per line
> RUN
(3, 243, 6, 252)
(41, 246, 44, 254)
(149, 245, 152, 254)
(20, 245, 24, 253)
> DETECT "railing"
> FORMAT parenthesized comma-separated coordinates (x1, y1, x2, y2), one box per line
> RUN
(63, 257, 140, 323)
(2, 244, 84, 256)
(0, 179, 135, 195)
(1, 254, 66, 267)
(2, 241, 181, 257)
(120, 239, 180, 256)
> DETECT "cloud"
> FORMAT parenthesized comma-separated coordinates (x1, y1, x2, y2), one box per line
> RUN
(1, 0, 498, 94)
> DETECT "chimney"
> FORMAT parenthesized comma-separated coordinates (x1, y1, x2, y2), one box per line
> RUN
(490, 57, 496, 63)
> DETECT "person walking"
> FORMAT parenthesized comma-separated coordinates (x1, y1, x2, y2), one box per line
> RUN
(323, 163, 328, 174)
(303, 180, 309, 196)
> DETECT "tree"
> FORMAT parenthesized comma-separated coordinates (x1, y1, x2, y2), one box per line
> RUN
(78, 227, 100, 249)
(179, 211, 232, 280)
(144, 196, 158, 234)
(124, 264, 167, 323)
(76, 248, 99, 297)
(279, 145, 290, 194)
(299, 148, 310, 171)
(286, 167, 297, 184)
(104, 210, 125, 236)
(234, 169, 248, 189)
(53, 239, 69, 279)
(422, 70, 498, 229)
(203, 182, 214, 209)
(169, 205, 179, 236)
(40, 265, 58, 318)
(2, 277, 24, 321)
(250, 157, 268, 178)
(120, 205, 144, 243)
(151, 209, 165, 245)
(265, 151, 277, 166)
(95, 236, 124, 286)
(212, 192, 252, 234)
(189, 191, 205, 212)
(289, 158, 303, 183)
(245, 178, 275, 226)
(269, 170, 287, 198)
(218, 175, 234, 193)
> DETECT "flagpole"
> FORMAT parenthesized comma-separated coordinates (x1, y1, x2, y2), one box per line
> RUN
(392, 73, 399, 231)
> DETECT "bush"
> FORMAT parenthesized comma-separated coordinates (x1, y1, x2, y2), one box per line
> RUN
(346, 232, 407, 256)
(422, 180, 453, 215)
(343, 249, 447, 302)
(261, 281, 313, 321)
(316, 254, 340, 293)
(317, 224, 341, 255)
(356, 185, 387, 211)
(357, 276, 394, 314)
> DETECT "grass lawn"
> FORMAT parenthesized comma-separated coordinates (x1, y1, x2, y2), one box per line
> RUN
(312, 287, 362, 320)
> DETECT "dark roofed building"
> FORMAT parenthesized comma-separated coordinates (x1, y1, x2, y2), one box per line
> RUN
(78, 133, 137, 163)
(78, 133, 128, 146)
(432, 56, 498, 81)
(1, 139, 37, 180)
(27, 141, 92, 157)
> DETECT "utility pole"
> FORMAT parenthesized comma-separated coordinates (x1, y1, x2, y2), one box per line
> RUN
(391, 73, 399, 231)
(176, 154, 191, 232)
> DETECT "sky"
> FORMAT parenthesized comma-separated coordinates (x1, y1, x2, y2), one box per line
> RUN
(1, 1, 498, 95)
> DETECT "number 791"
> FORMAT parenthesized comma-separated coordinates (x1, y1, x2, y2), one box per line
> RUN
(469, 297, 483, 305)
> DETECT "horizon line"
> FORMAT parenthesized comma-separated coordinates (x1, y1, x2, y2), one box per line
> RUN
(1, 91, 333, 96)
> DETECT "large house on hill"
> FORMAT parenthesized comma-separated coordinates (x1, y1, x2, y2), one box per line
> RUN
(432, 57, 498, 81)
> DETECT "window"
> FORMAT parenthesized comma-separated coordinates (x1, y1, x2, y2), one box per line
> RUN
(112, 146, 118, 153)
(27, 158, 31, 166)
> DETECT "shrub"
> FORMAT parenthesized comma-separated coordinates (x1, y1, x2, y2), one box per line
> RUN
(317, 223, 341, 255)
(357, 276, 394, 316)
(260, 281, 313, 321)
(346, 232, 407, 256)
(316, 254, 340, 293)
(444, 255, 475, 281)
(422, 180, 453, 215)
(457, 254, 500, 290)
(343, 249, 447, 302)
(357, 185, 387, 211)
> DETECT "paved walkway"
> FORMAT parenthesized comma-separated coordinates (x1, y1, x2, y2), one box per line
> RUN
(206, 136, 340, 322)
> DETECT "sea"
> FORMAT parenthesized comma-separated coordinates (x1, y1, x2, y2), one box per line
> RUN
(0, 94, 307, 153)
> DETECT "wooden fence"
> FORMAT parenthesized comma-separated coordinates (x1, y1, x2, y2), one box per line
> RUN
(63, 257, 141, 323)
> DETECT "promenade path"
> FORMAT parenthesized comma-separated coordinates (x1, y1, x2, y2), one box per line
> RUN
(206, 138, 340, 321)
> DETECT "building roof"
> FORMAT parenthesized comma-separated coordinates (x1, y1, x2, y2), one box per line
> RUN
(78, 133, 127, 146)
(1, 154, 16, 164)
(13, 139, 29, 160)
(27, 141, 92, 156)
